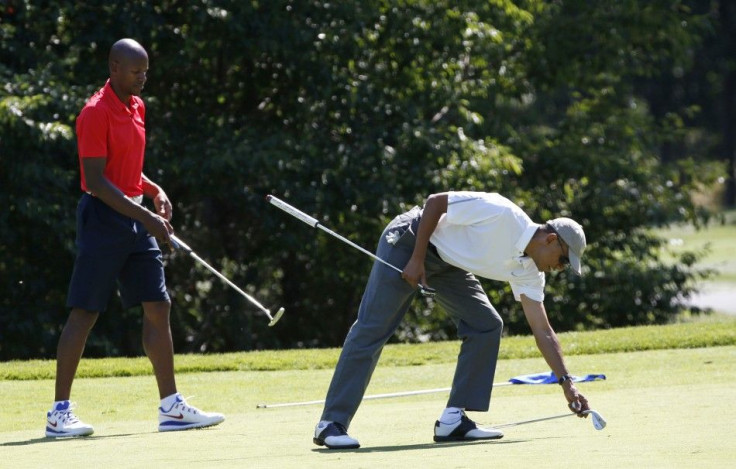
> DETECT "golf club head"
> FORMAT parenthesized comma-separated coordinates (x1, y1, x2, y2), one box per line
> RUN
(268, 307, 285, 327)
(587, 410, 607, 430)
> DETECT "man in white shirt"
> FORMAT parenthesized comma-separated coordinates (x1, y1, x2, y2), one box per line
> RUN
(313, 191, 591, 449)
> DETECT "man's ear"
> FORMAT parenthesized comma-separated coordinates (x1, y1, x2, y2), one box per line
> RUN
(544, 232, 555, 245)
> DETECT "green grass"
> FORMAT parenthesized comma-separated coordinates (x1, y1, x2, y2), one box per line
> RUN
(655, 209, 736, 282)
(2, 343, 735, 468)
(3, 211, 734, 467)
(3, 319, 735, 467)
(3, 316, 735, 381)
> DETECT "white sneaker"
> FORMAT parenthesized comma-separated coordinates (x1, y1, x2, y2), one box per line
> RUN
(158, 394, 225, 432)
(45, 401, 94, 438)
(313, 421, 360, 449)
(433, 411, 503, 442)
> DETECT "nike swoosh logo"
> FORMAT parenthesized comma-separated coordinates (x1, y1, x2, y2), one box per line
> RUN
(161, 413, 184, 420)
(47, 421, 58, 427)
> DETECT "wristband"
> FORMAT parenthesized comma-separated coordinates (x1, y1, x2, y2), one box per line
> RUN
(558, 374, 573, 385)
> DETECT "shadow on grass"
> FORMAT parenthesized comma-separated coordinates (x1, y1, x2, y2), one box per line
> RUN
(0, 432, 154, 447)
(311, 438, 547, 453)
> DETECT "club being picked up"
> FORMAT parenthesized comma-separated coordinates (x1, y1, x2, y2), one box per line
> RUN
(496, 409, 607, 431)
(266, 195, 436, 298)
(169, 234, 285, 327)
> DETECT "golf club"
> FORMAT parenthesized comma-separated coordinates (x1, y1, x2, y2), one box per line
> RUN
(495, 409, 607, 431)
(256, 382, 514, 408)
(169, 234, 285, 327)
(266, 195, 436, 298)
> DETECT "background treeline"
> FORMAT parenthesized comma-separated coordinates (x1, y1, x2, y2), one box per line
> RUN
(1, 0, 732, 360)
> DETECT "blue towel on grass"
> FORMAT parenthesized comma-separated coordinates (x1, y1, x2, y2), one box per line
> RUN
(508, 371, 606, 385)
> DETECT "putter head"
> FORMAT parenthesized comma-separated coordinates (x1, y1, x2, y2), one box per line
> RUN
(585, 410, 607, 430)
(268, 307, 285, 327)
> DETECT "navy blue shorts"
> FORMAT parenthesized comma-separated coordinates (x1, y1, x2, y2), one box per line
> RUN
(66, 194, 170, 312)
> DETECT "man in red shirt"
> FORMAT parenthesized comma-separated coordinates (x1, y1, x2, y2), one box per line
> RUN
(46, 38, 224, 438)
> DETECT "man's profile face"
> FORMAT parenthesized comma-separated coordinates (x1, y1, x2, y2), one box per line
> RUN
(111, 53, 148, 98)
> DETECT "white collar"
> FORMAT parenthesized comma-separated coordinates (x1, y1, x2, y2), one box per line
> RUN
(515, 224, 539, 255)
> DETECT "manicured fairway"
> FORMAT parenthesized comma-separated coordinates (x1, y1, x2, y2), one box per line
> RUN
(2, 346, 734, 468)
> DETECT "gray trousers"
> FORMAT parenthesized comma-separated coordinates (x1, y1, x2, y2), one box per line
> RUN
(320, 207, 504, 428)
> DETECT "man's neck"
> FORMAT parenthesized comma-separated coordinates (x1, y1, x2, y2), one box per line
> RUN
(109, 82, 131, 107)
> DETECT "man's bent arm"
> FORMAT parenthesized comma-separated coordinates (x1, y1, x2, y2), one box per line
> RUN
(83, 157, 172, 242)
(401, 193, 448, 288)
(520, 294, 589, 413)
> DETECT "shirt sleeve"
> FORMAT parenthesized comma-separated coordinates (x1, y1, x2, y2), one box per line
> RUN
(509, 275, 546, 302)
(76, 105, 108, 158)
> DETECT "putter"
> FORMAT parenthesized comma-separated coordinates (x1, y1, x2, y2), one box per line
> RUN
(266, 195, 436, 298)
(169, 234, 285, 326)
(495, 409, 607, 431)
(256, 382, 514, 409)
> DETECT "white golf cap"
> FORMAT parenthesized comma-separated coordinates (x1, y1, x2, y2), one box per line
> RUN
(547, 217, 586, 275)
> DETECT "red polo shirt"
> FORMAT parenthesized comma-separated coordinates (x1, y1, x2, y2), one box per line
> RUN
(76, 79, 146, 197)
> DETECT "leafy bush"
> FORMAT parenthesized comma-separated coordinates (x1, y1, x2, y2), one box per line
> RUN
(0, 1, 719, 358)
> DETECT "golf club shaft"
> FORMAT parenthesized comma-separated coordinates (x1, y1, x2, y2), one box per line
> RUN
(266, 195, 403, 275)
(170, 234, 273, 319)
(257, 388, 450, 409)
(266, 195, 436, 297)
(495, 410, 591, 429)
(256, 382, 513, 408)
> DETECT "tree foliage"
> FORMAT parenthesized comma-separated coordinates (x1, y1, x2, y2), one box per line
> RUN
(0, 0, 722, 359)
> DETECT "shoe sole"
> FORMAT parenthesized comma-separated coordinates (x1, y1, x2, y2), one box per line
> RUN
(45, 428, 94, 438)
(158, 416, 225, 432)
(313, 437, 360, 449)
(433, 434, 504, 443)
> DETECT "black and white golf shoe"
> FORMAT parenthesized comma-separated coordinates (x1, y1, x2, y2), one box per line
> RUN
(433, 411, 504, 442)
(313, 421, 360, 449)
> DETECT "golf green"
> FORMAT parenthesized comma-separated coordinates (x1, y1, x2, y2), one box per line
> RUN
(2, 346, 734, 468)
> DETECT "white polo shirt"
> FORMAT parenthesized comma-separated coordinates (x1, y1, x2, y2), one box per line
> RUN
(429, 191, 546, 302)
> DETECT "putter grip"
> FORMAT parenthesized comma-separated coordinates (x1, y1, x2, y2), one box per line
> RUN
(267, 195, 320, 227)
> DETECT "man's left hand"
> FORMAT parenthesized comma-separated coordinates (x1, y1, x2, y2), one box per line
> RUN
(153, 193, 173, 221)
(563, 383, 590, 417)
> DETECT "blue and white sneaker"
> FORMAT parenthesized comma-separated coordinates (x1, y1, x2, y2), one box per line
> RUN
(158, 394, 225, 432)
(313, 421, 360, 449)
(45, 401, 94, 438)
